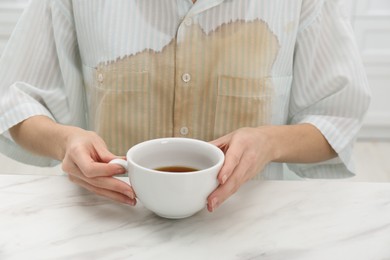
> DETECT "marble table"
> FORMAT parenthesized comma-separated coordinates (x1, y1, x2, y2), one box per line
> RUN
(1, 174, 390, 260)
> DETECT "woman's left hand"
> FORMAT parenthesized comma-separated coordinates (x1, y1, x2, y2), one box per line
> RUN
(207, 127, 276, 212)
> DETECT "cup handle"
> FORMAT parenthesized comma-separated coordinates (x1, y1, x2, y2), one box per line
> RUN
(109, 158, 128, 172)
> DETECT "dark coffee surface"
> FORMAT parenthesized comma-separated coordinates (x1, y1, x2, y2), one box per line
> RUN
(154, 166, 199, 172)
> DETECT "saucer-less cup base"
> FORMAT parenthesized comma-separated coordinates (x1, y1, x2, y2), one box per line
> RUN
(111, 138, 225, 219)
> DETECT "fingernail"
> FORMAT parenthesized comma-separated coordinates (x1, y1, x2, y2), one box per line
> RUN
(126, 199, 136, 206)
(221, 175, 227, 184)
(125, 191, 135, 200)
(116, 167, 126, 174)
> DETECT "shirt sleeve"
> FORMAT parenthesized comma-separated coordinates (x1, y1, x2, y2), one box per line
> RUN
(286, 0, 371, 178)
(0, 0, 86, 166)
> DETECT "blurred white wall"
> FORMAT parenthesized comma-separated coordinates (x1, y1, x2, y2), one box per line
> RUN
(1, 0, 390, 140)
(346, 0, 390, 140)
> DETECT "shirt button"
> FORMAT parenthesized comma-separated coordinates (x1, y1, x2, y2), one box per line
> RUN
(180, 127, 189, 136)
(182, 73, 191, 83)
(184, 18, 192, 26)
(98, 73, 104, 83)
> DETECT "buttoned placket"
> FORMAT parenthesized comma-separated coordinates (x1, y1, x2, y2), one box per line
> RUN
(173, 13, 197, 137)
(173, 0, 226, 137)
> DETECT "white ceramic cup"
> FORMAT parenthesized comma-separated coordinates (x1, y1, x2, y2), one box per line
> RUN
(109, 137, 225, 219)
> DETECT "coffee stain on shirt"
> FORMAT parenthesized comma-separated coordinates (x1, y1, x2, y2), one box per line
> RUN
(87, 19, 280, 155)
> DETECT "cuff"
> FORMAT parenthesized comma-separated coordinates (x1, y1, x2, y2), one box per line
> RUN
(287, 115, 360, 179)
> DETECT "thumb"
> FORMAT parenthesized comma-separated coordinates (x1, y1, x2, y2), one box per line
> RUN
(210, 134, 231, 150)
(96, 146, 123, 164)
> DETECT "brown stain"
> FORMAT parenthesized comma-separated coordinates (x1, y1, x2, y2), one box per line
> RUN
(88, 20, 280, 155)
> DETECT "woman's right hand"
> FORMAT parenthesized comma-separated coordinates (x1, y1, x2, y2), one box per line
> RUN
(61, 129, 137, 206)
(9, 115, 136, 206)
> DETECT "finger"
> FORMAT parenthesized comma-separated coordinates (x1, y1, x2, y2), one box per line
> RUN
(64, 161, 135, 199)
(207, 158, 251, 212)
(217, 144, 246, 185)
(68, 174, 136, 206)
(73, 151, 126, 178)
(209, 134, 230, 148)
(87, 176, 135, 200)
(94, 144, 122, 163)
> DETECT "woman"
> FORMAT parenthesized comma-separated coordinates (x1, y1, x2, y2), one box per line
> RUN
(0, 0, 370, 212)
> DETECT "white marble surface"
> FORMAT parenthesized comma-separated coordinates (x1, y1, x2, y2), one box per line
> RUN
(1, 174, 390, 260)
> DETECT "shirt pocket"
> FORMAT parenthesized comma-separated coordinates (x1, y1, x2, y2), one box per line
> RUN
(213, 75, 273, 139)
(86, 65, 151, 155)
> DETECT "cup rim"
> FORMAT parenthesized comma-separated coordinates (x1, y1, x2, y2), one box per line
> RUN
(126, 137, 225, 175)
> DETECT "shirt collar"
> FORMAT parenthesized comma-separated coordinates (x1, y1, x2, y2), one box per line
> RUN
(187, 0, 226, 17)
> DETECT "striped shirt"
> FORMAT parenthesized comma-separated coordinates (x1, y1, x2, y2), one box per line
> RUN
(0, 0, 371, 179)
